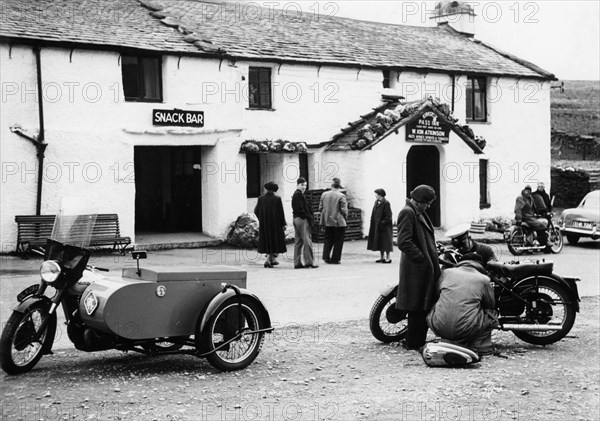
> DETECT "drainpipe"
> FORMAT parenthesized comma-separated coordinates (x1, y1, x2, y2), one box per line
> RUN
(11, 46, 47, 215)
(451, 74, 456, 112)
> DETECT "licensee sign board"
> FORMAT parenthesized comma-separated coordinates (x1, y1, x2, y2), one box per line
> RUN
(152, 109, 204, 127)
(406, 110, 450, 144)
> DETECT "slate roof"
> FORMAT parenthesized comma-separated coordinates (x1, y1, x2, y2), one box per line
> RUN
(0, 0, 554, 80)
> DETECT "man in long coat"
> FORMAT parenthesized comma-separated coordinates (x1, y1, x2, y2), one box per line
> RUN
(367, 188, 393, 263)
(396, 185, 440, 350)
(254, 182, 287, 267)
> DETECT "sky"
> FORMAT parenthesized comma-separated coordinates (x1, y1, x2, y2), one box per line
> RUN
(237, 1, 600, 81)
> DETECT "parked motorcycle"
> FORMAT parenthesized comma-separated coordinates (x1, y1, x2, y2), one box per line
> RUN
(369, 244, 579, 346)
(1, 209, 273, 374)
(504, 213, 563, 255)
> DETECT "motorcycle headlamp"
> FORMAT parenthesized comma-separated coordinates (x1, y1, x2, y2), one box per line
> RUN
(40, 260, 61, 283)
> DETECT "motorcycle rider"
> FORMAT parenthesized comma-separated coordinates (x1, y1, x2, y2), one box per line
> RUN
(445, 224, 497, 265)
(426, 254, 498, 356)
(532, 181, 552, 221)
(514, 185, 548, 248)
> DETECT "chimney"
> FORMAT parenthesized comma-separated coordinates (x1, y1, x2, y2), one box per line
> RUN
(429, 1, 476, 37)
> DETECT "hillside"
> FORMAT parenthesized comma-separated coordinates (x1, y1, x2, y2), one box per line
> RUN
(551, 80, 600, 136)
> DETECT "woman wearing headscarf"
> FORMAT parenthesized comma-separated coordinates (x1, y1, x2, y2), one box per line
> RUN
(367, 188, 393, 263)
(254, 182, 287, 268)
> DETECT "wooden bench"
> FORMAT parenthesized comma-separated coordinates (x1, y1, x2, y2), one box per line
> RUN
(15, 214, 131, 256)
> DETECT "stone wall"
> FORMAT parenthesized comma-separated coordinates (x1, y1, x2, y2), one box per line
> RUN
(551, 131, 600, 160)
(551, 167, 592, 208)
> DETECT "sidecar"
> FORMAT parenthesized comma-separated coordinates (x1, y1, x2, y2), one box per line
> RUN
(79, 265, 273, 371)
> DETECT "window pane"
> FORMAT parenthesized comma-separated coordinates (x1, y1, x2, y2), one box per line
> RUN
(466, 80, 473, 119)
(249, 68, 271, 108)
(474, 91, 485, 120)
(141, 57, 160, 100)
(122, 56, 139, 100)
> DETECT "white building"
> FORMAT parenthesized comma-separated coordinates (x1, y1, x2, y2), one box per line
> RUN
(0, 0, 555, 249)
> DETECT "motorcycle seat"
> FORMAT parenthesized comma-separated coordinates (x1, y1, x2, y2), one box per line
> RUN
(487, 261, 553, 280)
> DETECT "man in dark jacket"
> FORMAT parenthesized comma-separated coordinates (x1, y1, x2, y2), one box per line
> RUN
(514, 185, 548, 246)
(427, 257, 498, 356)
(532, 181, 552, 216)
(396, 185, 440, 350)
(254, 181, 287, 268)
(292, 177, 318, 269)
(445, 223, 497, 265)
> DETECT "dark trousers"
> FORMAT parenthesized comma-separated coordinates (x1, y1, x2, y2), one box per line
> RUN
(323, 227, 346, 263)
(406, 310, 429, 349)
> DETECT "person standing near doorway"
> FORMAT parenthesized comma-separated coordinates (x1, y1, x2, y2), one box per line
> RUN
(319, 179, 348, 264)
(396, 184, 440, 350)
(367, 188, 394, 263)
(292, 177, 318, 269)
(254, 182, 287, 268)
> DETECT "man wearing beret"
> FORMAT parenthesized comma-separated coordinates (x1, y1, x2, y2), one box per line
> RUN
(396, 185, 440, 350)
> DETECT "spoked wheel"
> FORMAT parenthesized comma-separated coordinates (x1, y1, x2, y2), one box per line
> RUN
(548, 227, 564, 254)
(369, 288, 408, 343)
(512, 278, 576, 345)
(199, 297, 264, 371)
(0, 304, 56, 374)
(507, 228, 526, 256)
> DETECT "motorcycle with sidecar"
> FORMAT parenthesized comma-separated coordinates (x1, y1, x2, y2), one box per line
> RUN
(1, 210, 273, 374)
(369, 243, 579, 346)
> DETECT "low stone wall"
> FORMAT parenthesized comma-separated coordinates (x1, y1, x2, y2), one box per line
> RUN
(550, 167, 591, 208)
(551, 131, 600, 161)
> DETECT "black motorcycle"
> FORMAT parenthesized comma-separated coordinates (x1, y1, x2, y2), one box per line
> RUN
(505, 213, 563, 255)
(369, 244, 579, 346)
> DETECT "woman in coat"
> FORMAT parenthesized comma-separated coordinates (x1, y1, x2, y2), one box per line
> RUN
(254, 182, 287, 268)
(367, 188, 393, 263)
(396, 185, 440, 350)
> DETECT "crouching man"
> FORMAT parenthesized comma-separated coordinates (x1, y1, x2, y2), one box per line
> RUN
(426, 256, 498, 356)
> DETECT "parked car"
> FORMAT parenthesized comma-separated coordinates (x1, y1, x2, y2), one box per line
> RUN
(559, 190, 600, 245)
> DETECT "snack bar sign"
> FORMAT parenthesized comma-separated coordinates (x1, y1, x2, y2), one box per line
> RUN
(406, 111, 450, 144)
(152, 109, 204, 127)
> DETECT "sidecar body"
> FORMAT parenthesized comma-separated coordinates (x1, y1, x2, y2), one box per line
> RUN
(79, 266, 247, 340)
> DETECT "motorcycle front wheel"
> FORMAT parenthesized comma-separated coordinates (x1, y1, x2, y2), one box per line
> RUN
(512, 278, 576, 345)
(548, 227, 564, 254)
(0, 303, 56, 374)
(369, 287, 408, 343)
(507, 227, 526, 256)
(199, 297, 264, 371)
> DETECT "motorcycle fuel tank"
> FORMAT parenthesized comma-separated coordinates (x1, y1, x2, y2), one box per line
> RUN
(79, 266, 246, 340)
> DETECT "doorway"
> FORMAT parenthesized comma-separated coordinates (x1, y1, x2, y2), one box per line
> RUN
(406, 145, 440, 227)
(134, 146, 202, 232)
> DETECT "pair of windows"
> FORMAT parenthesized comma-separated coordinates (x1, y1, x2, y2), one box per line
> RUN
(121, 55, 272, 108)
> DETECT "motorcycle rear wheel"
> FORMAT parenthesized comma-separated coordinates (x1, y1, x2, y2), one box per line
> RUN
(199, 297, 264, 371)
(511, 278, 576, 345)
(507, 228, 526, 256)
(0, 304, 56, 375)
(548, 227, 563, 254)
(369, 288, 408, 343)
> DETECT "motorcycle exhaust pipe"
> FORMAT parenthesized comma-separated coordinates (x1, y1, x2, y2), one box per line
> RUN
(500, 323, 562, 331)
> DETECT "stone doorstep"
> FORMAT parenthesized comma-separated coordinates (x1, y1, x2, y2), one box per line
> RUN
(133, 239, 224, 251)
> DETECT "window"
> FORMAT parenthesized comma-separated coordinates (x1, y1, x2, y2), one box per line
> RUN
(246, 154, 261, 198)
(382, 69, 390, 89)
(466, 77, 487, 121)
(249, 67, 272, 109)
(479, 159, 490, 209)
(121, 55, 162, 102)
